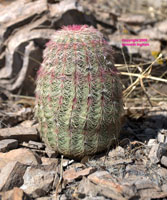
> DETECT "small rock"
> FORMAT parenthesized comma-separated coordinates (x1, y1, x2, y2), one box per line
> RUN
(157, 19, 167, 33)
(0, 148, 41, 170)
(0, 126, 39, 142)
(157, 130, 167, 143)
(0, 161, 27, 191)
(0, 187, 31, 200)
(104, 158, 132, 168)
(77, 177, 98, 197)
(63, 167, 95, 183)
(141, 41, 161, 59)
(161, 156, 167, 168)
(19, 120, 35, 127)
(138, 188, 167, 199)
(158, 133, 165, 143)
(118, 14, 146, 25)
(0, 189, 13, 199)
(135, 177, 158, 190)
(157, 167, 167, 177)
(88, 171, 126, 200)
(147, 139, 157, 146)
(0, 159, 10, 171)
(21, 164, 58, 198)
(69, 162, 84, 169)
(157, 143, 167, 159)
(42, 157, 74, 167)
(41, 157, 59, 165)
(22, 140, 45, 150)
(78, 177, 124, 199)
(125, 165, 146, 178)
(0, 139, 18, 152)
(139, 27, 167, 40)
(29, 140, 45, 149)
(162, 184, 167, 192)
(88, 171, 123, 193)
(45, 147, 58, 158)
(108, 146, 125, 158)
(12, 187, 31, 200)
(149, 142, 167, 164)
(148, 144, 160, 163)
(56, 194, 67, 200)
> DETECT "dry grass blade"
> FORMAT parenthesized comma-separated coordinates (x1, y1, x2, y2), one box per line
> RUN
(121, 72, 167, 83)
(121, 54, 166, 99)
(116, 57, 167, 70)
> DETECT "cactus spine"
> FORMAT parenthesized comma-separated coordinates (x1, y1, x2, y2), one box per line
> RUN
(35, 25, 123, 158)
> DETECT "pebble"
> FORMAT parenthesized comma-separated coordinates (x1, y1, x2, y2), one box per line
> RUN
(21, 164, 57, 198)
(147, 139, 157, 146)
(161, 156, 167, 168)
(148, 144, 160, 163)
(0, 126, 39, 142)
(0, 187, 31, 200)
(0, 161, 27, 191)
(0, 139, 18, 152)
(157, 130, 167, 143)
(0, 148, 41, 168)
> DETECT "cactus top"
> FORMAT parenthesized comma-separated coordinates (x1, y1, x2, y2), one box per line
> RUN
(46, 25, 107, 47)
(62, 24, 92, 31)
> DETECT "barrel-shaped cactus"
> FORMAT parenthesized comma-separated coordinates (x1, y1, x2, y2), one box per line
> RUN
(35, 25, 123, 159)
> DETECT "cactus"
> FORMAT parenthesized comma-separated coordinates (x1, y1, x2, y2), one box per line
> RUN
(35, 25, 123, 159)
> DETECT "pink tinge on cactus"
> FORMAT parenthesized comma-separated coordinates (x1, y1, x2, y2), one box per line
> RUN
(62, 24, 89, 31)
(35, 25, 123, 159)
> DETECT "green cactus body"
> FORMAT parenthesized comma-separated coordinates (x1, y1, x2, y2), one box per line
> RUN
(35, 25, 123, 158)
